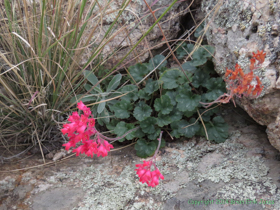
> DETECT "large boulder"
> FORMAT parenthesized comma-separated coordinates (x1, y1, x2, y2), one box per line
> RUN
(201, 0, 280, 151)
(81, 0, 200, 69)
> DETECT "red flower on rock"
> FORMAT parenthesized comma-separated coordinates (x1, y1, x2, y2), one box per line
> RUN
(135, 160, 164, 187)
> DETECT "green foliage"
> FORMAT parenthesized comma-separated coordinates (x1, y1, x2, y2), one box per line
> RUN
(133, 102, 152, 121)
(176, 43, 194, 59)
(0, 0, 189, 158)
(77, 43, 228, 157)
(200, 116, 229, 143)
(135, 139, 158, 158)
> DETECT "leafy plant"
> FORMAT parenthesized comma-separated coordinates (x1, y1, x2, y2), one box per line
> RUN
(77, 43, 229, 158)
(0, 0, 177, 160)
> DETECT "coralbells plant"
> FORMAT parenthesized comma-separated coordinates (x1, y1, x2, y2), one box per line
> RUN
(62, 101, 164, 187)
(0, 0, 176, 157)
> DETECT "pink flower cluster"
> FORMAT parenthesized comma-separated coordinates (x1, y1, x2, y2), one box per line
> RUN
(61, 102, 164, 187)
(61, 101, 113, 157)
(135, 160, 164, 187)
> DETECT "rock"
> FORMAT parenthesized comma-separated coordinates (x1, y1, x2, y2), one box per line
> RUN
(79, 0, 202, 68)
(201, 0, 280, 152)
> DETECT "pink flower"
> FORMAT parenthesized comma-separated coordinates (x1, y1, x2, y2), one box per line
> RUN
(103, 140, 114, 151)
(77, 101, 87, 111)
(135, 160, 164, 187)
(68, 111, 80, 122)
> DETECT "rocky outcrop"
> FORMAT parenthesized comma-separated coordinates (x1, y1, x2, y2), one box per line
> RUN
(201, 0, 280, 151)
(81, 0, 200, 69)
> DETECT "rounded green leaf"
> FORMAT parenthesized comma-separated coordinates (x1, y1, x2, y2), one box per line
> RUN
(176, 43, 194, 59)
(165, 91, 177, 106)
(182, 62, 197, 73)
(133, 102, 152, 121)
(160, 69, 181, 89)
(154, 95, 173, 114)
(149, 54, 167, 70)
(179, 118, 200, 138)
(129, 63, 150, 82)
(204, 116, 228, 143)
(189, 45, 215, 67)
(144, 78, 159, 95)
(120, 85, 138, 102)
(111, 100, 132, 119)
(192, 69, 210, 88)
(157, 113, 172, 127)
(138, 89, 151, 100)
(134, 139, 157, 158)
(147, 129, 161, 140)
(140, 117, 157, 134)
(176, 92, 201, 112)
(114, 122, 136, 141)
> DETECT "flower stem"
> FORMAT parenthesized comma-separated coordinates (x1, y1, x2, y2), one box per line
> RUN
(152, 131, 163, 161)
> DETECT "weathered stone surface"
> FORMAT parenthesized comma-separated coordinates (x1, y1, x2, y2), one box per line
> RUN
(201, 0, 280, 151)
(1, 106, 280, 210)
(80, 0, 198, 69)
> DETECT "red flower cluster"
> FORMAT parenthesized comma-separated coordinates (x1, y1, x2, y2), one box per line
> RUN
(135, 160, 164, 187)
(61, 101, 113, 157)
(224, 50, 265, 97)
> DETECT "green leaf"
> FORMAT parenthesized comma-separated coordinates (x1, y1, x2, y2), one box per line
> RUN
(203, 89, 225, 101)
(194, 22, 205, 38)
(106, 73, 122, 92)
(160, 69, 181, 89)
(169, 108, 183, 122)
(106, 118, 118, 131)
(135, 139, 157, 158)
(177, 70, 193, 84)
(83, 70, 102, 92)
(200, 107, 219, 122)
(138, 89, 151, 100)
(170, 121, 183, 138)
(129, 63, 150, 82)
(179, 118, 200, 138)
(170, 119, 200, 138)
(140, 117, 157, 134)
(114, 122, 136, 141)
(111, 100, 133, 119)
(120, 85, 138, 102)
(175, 83, 191, 94)
(100, 108, 110, 124)
(181, 62, 197, 73)
(97, 98, 106, 114)
(192, 69, 210, 88)
(176, 43, 194, 59)
(176, 92, 201, 112)
(147, 129, 161, 140)
(154, 95, 173, 114)
(144, 78, 159, 95)
(84, 84, 99, 94)
(203, 116, 228, 143)
(70, 95, 96, 104)
(157, 113, 172, 127)
(183, 109, 197, 117)
(134, 128, 146, 139)
(189, 45, 215, 66)
(165, 91, 177, 106)
(149, 54, 167, 70)
(202, 78, 226, 101)
(133, 101, 152, 121)
(204, 77, 225, 90)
